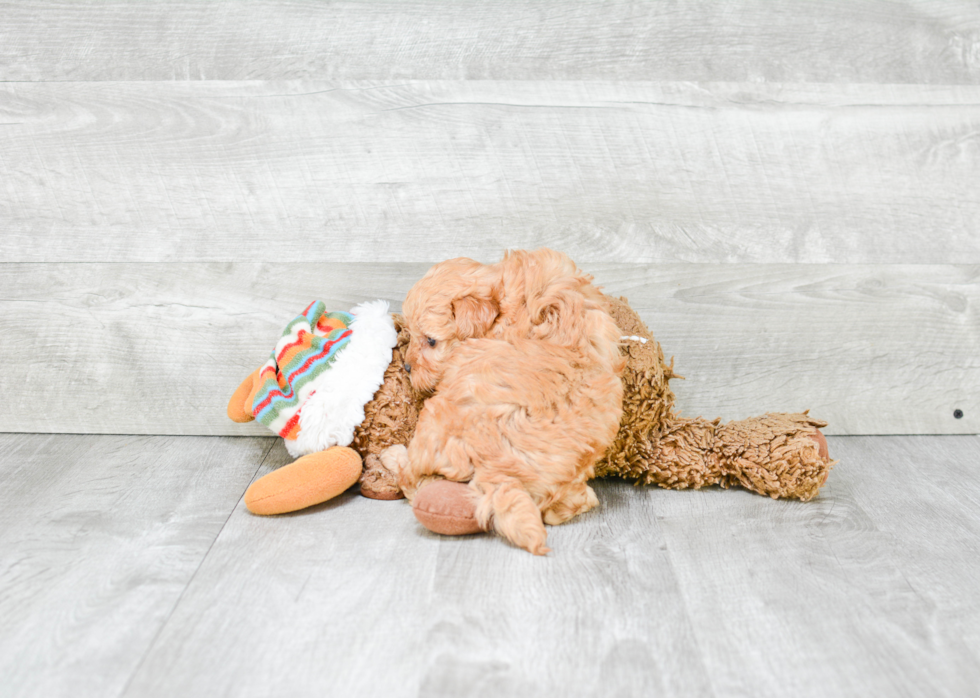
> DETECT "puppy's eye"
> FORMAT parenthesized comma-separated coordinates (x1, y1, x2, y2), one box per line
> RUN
(427, 337, 436, 347)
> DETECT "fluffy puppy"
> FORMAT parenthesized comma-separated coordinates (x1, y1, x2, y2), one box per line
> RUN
(388, 249, 625, 554)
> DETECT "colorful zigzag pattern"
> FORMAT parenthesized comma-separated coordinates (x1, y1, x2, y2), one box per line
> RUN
(251, 301, 353, 440)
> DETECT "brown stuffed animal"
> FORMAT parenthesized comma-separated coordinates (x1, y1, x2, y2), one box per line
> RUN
(350, 315, 426, 499)
(594, 296, 832, 498)
(355, 295, 834, 533)
(228, 310, 424, 513)
(230, 296, 834, 529)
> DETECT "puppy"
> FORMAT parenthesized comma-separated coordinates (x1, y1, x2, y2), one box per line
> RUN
(386, 249, 625, 554)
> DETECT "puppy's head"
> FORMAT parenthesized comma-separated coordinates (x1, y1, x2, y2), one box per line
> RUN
(401, 257, 500, 392)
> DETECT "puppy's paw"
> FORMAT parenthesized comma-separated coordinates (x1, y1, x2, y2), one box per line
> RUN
(518, 528, 551, 557)
(379, 444, 409, 475)
(543, 483, 599, 526)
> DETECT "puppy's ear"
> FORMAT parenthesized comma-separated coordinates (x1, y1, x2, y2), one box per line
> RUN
(452, 295, 499, 339)
(528, 286, 583, 343)
(530, 286, 571, 323)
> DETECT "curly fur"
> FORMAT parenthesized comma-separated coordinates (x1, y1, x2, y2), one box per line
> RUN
(393, 249, 626, 554)
(596, 296, 835, 500)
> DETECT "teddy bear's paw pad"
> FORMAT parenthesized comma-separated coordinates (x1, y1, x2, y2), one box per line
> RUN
(359, 454, 405, 500)
(810, 430, 829, 460)
(244, 446, 362, 515)
(413, 480, 484, 536)
(809, 430, 831, 485)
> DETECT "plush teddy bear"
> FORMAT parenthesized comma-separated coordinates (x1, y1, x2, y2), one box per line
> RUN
(228, 295, 835, 530)
(361, 294, 834, 535)
(226, 299, 402, 514)
(595, 296, 832, 496)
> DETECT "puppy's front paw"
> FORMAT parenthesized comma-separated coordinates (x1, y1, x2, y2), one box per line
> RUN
(543, 483, 599, 525)
(379, 444, 409, 475)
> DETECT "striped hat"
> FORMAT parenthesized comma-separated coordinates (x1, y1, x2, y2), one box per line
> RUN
(251, 301, 354, 440)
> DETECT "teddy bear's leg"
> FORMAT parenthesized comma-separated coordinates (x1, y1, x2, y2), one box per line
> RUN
(412, 479, 485, 536)
(711, 413, 835, 501)
(360, 452, 406, 500)
(374, 445, 487, 535)
(810, 429, 830, 461)
(396, 425, 550, 554)
(632, 416, 727, 490)
(635, 413, 834, 501)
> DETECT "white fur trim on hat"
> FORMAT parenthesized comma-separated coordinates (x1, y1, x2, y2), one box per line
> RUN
(286, 299, 398, 458)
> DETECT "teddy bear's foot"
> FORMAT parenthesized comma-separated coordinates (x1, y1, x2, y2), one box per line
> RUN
(412, 479, 485, 535)
(715, 413, 836, 501)
(359, 453, 405, 500)
(810, 429, 830, 486)
(244, 446, 362, 515)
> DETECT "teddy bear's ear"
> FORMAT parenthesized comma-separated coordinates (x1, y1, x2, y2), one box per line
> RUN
(452, 294, 499, 339)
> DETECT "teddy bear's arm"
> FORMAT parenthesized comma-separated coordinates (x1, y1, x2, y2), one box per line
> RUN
(227, 367, 263, 423)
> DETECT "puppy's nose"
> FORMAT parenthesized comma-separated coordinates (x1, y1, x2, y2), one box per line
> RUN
(404, 362, 412, 373)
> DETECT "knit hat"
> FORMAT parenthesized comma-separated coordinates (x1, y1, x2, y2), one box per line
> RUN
(250, 299, 398, 458)
(251, 300, 354, 439)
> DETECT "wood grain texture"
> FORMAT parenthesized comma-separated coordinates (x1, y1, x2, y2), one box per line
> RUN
(0, 262, 975, 437)
(832, 436, 980, 667)
(4, 433, 979, 697)
(653, 434, 980, 698)
(0, 433, 271, 698)
(2, 1, 980, 83)
(121, 441, 715, 697)
(3, 81, 979, 264)
(119, 435, 980, 697)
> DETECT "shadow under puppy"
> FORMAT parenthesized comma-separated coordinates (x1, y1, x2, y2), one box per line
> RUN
(383, 249, 625, 554)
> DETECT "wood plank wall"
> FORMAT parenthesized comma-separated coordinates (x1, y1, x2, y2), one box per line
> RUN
(1, 1, 978, 436)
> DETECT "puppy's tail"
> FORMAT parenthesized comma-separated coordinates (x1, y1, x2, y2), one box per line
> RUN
(474, 479, 550, 555)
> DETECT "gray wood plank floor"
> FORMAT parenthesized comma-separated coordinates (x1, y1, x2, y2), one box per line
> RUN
(0, 434, 272, 698)
(2, 433, 978, 698)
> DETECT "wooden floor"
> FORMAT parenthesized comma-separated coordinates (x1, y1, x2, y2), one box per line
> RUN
(2, 433, 978, 697)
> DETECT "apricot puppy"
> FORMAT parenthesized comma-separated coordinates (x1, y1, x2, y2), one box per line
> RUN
(390, 249, 625, 554)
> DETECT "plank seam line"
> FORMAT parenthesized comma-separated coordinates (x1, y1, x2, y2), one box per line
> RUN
(381, 101, 620, 112)
(656, 502, 723, 698)
(115, 437, 277, 697)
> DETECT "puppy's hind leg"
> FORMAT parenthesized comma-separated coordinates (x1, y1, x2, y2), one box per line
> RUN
(473, 478, 550, 556)
(543, 481, 599, 526)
